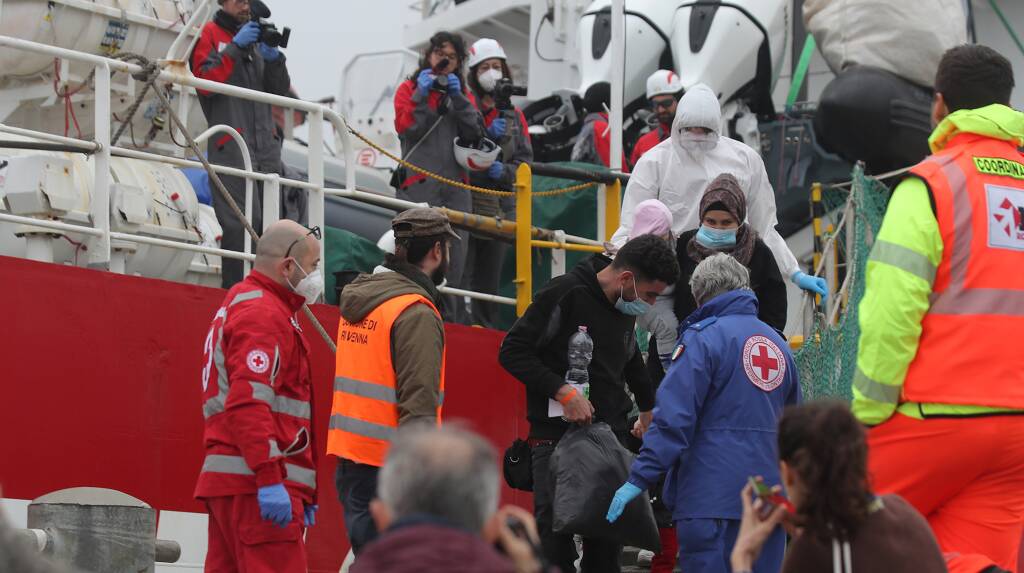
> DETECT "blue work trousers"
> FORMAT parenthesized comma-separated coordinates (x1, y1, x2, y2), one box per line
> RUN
(675, 517, 784, 573)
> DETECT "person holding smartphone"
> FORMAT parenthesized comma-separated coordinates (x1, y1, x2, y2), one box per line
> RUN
(606, 253, 800, 573)
(731, 401, 947, 573)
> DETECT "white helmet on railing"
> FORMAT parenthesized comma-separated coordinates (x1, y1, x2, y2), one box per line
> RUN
(467, 38, 507, 68)
(646, 69, 684, 99)
(453, 137, 500, 171)
(376, 230, 396, 254)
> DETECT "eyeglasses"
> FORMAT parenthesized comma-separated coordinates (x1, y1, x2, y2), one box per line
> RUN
(284, 225, 321, 260)
(652, 99, 675, 110)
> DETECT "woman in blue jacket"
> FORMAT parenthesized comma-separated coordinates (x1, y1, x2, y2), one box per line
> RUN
(607, 253, 801, 573)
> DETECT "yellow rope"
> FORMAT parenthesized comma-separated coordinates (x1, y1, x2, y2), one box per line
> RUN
(347, 125, 597, 198)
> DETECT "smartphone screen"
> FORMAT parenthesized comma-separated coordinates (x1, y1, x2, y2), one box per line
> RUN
(748, 476, 773, 498)
(748, 477, 795, 515)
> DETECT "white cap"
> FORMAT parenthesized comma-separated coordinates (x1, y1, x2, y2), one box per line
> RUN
(646, 69, 684, 99)
(467, 38, 507, 69)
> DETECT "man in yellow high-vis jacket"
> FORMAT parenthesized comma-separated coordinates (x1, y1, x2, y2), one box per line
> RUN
(854, 45, 1024, 573)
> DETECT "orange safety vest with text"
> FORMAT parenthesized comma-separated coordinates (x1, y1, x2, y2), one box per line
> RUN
(902, 133, 1024, 407)
(327, 293, 445, 467)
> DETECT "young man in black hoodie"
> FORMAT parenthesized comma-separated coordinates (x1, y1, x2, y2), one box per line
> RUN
(499, 234, 680, 573)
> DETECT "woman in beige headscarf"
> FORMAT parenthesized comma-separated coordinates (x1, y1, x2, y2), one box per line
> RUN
(675, 173, 788, 332)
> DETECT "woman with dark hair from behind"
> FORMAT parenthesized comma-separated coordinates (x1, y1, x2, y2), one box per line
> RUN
(731, 401, 948, 573)
(393, 30, 484, 322)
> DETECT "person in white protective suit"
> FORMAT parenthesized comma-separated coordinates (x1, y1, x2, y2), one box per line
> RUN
(610, 84, 827, 307)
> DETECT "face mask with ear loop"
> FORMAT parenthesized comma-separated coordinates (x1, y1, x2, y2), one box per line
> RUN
(287, 259, 324, 305)
(477, 68, 503, 92)
(614, 278, 651, 316)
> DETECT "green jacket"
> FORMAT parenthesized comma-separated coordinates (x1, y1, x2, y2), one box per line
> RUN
(852, 104, 1024, 425)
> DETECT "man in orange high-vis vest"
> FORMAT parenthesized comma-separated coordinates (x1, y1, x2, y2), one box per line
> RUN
(328, 207, 455, 555)
(853, 45, 1024, 573)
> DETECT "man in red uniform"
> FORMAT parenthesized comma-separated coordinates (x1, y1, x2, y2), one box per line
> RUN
(629, 70, 684, 169)
(196, 219, 323, 572)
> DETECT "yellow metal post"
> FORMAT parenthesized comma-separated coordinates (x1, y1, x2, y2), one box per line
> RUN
(514, 163, 533, 316)
(811, 183, 823, 308)
(605, 179, 621, 242)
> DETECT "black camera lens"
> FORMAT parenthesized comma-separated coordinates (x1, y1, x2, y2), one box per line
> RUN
(258, 23, 291, 49)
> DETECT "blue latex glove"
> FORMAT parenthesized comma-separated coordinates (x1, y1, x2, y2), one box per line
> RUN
(792, 271, 828, 302)
(303, 503, 318, 527)
(606, 482, 643, 523)
(486, 118, 507, 140)
(232, 21, 260, 49)
(446, 73, 462, 94)
(257, 484, 293, 527)
(257, 42, 280, 62)
(416, 69, 435, 97)
(487, 160, 504, 180)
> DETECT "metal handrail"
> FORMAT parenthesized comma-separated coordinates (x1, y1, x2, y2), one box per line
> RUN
(0, 34, 611, 313)
(192, 125, 255, 271)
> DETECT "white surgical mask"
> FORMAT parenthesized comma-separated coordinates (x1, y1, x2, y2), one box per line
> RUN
(678, 130, 719, 152)
(287, 260, 323, 305)
(478, 68, 503, 92)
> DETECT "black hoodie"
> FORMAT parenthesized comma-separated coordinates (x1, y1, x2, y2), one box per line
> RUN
(499, 255, 654, 440)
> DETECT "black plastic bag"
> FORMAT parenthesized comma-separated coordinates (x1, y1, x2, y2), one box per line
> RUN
(549, 423, 661, 551)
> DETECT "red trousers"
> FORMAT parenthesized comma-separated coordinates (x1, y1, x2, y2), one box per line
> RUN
(204, 493, 307, 573)
(651, 526, 679, 573)
(869, 413, 1024, 573)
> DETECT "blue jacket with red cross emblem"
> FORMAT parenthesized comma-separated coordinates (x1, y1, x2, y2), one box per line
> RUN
(627, 288, 800, 521)
(195, 270, 318, 503)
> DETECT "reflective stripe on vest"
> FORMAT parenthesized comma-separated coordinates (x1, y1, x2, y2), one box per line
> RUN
(925, 158, 1024, 315)
(902, 138, 1024, 407)
(327, 293, 446, 466)
(200, 454, 316, 489)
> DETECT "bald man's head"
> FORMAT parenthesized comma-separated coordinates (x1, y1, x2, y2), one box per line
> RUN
(256, 220, 308, 260)
(253, 220, 321, 292)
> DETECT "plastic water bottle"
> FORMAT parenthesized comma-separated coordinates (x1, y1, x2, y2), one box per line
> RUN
(565, 326, 593, 400)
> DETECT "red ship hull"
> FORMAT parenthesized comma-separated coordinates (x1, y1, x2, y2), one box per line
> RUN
(0, 255, 531, 571)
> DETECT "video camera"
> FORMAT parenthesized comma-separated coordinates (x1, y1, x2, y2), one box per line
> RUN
(250, 0, 291, 49)
(493, 78, 527, 111)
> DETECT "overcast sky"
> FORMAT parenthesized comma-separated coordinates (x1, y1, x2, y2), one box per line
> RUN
(268, 1, 419, 104)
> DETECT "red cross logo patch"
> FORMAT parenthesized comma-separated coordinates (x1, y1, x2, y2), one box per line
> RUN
(247, 349, 270, 374)
(742, 336, 786, 391)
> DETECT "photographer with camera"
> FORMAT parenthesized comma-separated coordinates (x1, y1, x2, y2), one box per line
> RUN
(464, 38, 533, 328)
(191, 0, 292, 288)
(394, 31, 484, 323)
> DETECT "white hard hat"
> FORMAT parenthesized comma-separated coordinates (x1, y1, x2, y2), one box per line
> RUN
(453, 137, 500, 171)
(467, 38, 507, 69)
(646, 69, 684, 99)
(376, 229, 396, 254)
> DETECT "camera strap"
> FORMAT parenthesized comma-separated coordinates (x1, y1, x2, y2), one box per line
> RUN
(403, 115, 445, 162)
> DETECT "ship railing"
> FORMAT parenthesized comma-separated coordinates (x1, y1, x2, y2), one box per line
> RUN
(510, 163, 623, 316)
(0, 34, 609, 312)
(0, 35, 340, 282)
